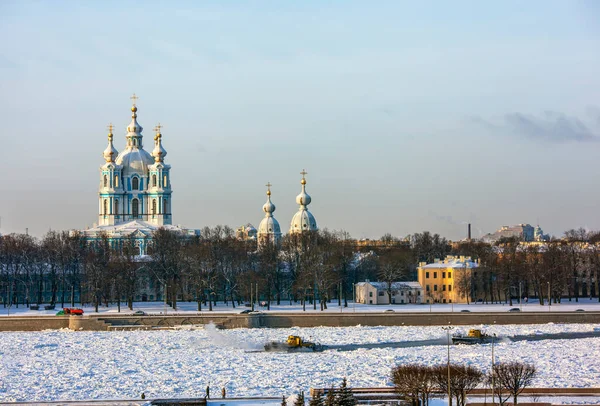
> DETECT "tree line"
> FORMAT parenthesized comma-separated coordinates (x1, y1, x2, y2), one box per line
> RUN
(1, 226, 599, 311)
(452, 228, 600, 305)
(392, 361, 537, 406)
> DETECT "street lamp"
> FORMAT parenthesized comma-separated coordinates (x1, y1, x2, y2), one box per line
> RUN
(442, 324, 453, 406)
(352, 283, 356, 313)
(164, 284, 169, 315)
(491, 333, 497, 404)
(519, 282, 522, 312)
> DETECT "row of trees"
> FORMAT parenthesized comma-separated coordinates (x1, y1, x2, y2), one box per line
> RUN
(391, 361, 537, 406)
(452, 228, 600, 305)
(1, 227, 435, 311)
(1, 225, 600, 311)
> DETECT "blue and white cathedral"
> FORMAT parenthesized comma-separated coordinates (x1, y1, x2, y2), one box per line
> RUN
(82, 96, 318, 254)
(81, 96, 199, 255)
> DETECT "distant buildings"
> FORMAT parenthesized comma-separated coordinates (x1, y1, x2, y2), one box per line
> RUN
(482, 224, 549, 244)
(235, 224, 257, 241)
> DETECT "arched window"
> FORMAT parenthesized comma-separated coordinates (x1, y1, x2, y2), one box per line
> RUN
(103, 175, 108, 188)
(103, 199, 108, 215)
(115, 199, 119, 215)
(132, 177, 139, 190)
(152, 199, 157, 215)
(163, 175, 167, 188)
(132, 198, 139, 218)
(114, 175, 119, 188)
(163, 199, 168, 214)
(152, 174, 157, 187)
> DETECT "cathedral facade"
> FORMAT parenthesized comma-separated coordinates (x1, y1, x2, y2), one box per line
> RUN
(80, 96, 199, 255)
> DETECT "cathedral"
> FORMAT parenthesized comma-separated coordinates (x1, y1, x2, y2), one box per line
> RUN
(80, 96, 199, 255)
(82, 95, 318, 254)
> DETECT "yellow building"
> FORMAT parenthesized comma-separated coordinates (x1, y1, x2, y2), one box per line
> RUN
(417, 256, 478, 304)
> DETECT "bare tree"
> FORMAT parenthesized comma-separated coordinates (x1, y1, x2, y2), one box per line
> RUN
(454, 268, 472, 305)
(391, 364, 436, 406)
(432, 364, 484, 406)
(377, 248, 413, 304)
(491, 362, 537, 405)
(149, 228, 184, 310)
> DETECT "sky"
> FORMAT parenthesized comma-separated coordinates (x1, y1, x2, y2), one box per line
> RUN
(0, 0, 599, 240)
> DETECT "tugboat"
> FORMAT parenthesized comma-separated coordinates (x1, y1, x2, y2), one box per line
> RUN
(452, 329, 493, 345)
(264, 335, 325, 352)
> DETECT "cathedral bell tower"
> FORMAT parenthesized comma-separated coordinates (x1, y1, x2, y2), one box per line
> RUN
(98, 123, 124, 226)
(147, 123, 172, 226)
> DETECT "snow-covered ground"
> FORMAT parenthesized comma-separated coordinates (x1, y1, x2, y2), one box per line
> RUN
(1, 323, 599, 402)
(1, 298, 599, 317)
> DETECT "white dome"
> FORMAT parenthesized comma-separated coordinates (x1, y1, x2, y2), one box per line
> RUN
(258, 216, 281, 235)
(257, 186, 282, 244)
(116, 148, 154, 176)
(296, 189, 311, 206)
(290, 209, 317, 233)
(152, 133, 167, 162)
(289, 171, 317, 234)
(103, 136, 118, 163)
(263, 198, 276, 214)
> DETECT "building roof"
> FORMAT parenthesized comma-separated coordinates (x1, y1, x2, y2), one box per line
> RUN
(356, 281, 423, 290)
(80, 220, 199, 238)
(419, 255, 479, 269)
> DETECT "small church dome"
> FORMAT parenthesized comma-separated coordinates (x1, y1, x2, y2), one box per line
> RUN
(257, 183, 282, 244)
(258, 216, 281, 235)
(289, 170, 318, 233)
(290, 209, 317, 232)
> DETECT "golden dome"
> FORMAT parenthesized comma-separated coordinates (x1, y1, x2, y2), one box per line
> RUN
(131, 106, 138, 112)
(301, 178, 306, 185)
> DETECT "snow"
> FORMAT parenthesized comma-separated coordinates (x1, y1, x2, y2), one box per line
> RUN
(1, 297, 600, 317)
(1, 323, 600, 402)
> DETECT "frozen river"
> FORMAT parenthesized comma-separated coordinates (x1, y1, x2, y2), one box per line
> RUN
(1, 323, 599, 402)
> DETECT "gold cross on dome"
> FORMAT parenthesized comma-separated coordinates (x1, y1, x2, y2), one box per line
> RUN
(107, 123, 114, 134)
(130, 93, 139, 106)
(155, 122, 163, 134)
(300, 169, 307, 178)
(266, 182, 272, 190)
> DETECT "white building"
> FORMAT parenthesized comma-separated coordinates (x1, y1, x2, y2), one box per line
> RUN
(355, 281, 423, 305)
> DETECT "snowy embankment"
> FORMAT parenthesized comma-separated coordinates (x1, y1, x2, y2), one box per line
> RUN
(1, 298, 600, 317)
(0, 323, 599, 402)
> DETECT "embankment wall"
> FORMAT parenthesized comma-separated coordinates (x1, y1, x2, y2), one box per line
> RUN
(1, 311, 599, 332)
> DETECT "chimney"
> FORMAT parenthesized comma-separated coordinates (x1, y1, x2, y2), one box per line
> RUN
(468, 223, 472, 241)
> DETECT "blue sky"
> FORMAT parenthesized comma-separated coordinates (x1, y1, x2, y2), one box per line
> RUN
(1, 1, 599, 239)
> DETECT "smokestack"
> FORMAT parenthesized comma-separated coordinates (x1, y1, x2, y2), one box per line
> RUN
(468, 223, 471, 241)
